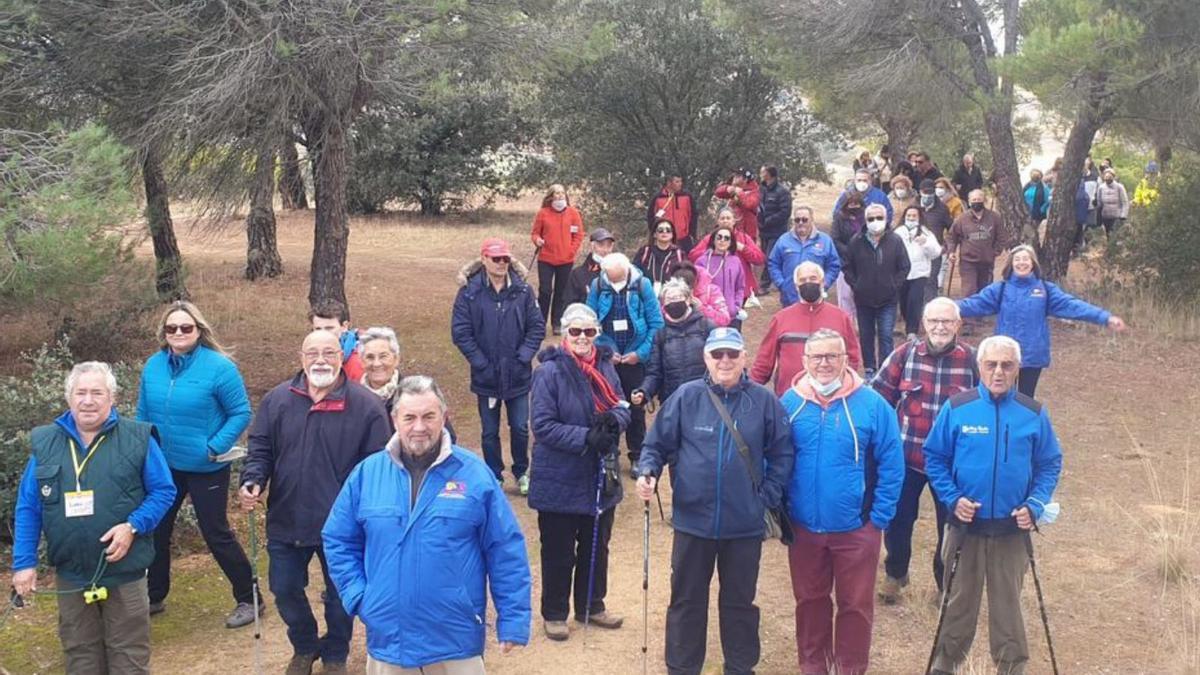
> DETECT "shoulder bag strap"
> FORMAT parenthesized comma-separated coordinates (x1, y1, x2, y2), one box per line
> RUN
(705, 387, 760, 491)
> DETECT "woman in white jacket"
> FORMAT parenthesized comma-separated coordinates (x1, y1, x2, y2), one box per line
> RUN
(896, 205, 943, 339)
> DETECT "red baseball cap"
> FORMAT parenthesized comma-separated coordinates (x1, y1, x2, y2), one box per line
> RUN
(480, 237, 512, 258)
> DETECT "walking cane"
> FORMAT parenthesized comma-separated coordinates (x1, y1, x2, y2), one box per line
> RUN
(1024, 530, 1060, 675)
(641, 500, 651, 675)
(248, 509, 264, 675)
(582, 453, 605, 644)
(925, 535, 964, 675)
(527, 244, 543, 273)
(944, 254, 957, 297)
(654, 483, 666, 523)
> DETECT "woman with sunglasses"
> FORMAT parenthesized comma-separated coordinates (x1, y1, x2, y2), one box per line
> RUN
(528, 302, 631, 641)
(690, 208, 767, 295)
(634, 219, 685, 294)
(137, 301, 258, 627)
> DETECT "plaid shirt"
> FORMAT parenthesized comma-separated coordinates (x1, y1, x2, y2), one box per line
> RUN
(871, 339, 978, 471)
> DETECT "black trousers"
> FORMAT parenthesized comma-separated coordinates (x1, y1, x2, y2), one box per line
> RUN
(1018, 367, 1042, 398)
(666, 531, 762, 675)
(758, 234, 781, 288)
(148, 465, 254, 605)
(537, 261, 574, 327)
(900, 277, 929, 335)
(537, 508, 615, 622)
(883, 467, 948, 590)
(614, 362, 646, 461)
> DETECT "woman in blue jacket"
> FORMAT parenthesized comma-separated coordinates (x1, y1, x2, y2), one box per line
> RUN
(529, 303, 631, 642)
(137, 301, 256, 628)
(958, 245, 1126, 397)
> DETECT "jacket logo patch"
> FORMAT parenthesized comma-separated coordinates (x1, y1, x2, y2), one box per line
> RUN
(693, 425, 714, 433)
(1030, 288, 1045, 297)
(961, 424, 990, 435)
(438, 481, 467, 499)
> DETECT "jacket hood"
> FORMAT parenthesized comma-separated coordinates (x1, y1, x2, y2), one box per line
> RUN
(596, 263, 644, 291)
(456, 259, 531, 288)
(537, 344, 614, 365)
(790, 368, 866, 406)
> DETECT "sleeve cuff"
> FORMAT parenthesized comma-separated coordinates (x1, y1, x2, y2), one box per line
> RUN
(496, 619, 531, 646)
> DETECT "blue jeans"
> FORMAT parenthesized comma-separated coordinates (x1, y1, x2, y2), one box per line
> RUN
(856, 302, 897, 372)
(477, 393, 530, 480)
(267, 541, 353, 663)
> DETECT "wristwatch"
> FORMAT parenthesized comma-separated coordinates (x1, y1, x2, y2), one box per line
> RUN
(127, 522, 138, 536)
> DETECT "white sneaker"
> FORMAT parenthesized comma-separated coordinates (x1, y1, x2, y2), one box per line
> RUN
(518, 474, 530, 496)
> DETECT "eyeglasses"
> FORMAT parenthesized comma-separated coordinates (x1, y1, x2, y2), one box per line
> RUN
(805, 352, 845, 363)
(656, 227, 674, 234)
(489, 256, 511, 264)
(567, 327, 598, 338)
(866, 216, 887, 223)
(793, 217, 810, 223)
(981, 360, 1017, 372)
(302, 349, 342, 361)
(708, 349, 742, 361)
(714, 233, 732, 241)
(164, 324, 196, 335)
(925, 318, 959, 327)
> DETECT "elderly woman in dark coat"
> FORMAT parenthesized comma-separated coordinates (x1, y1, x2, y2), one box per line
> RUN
(529, 302, 631, 642)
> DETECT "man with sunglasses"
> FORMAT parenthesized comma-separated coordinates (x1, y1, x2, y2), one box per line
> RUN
(636, 327, 793, 675)
(767, 205, 841, 307)
(923, 335, 1062, 675)
(452, 237, 546, 495)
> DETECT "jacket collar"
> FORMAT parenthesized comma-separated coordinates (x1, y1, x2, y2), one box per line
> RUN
(55, 408, 120, 448)
(288, 371, 349, 411)
(977, 382, 1017, 404)
(165, 345, 201, 374)
(791, 368, 865, 407)
(705, 372, 750, 395)
(385, 429, 454, 470)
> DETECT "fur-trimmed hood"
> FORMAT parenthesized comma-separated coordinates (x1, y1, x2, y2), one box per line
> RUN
(456, 258, 531, 288)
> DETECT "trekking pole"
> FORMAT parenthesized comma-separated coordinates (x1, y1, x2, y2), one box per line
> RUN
(945, 255, 957, 297)
(582, 452, 605, 644)
(641, 499, 650, 675)
(1024, 530, 1060, 675)
(654, 484, 666, 523)
(527, 244, 543, 273)
(248, 508, 264, 675)
(925, 535, 964, 675)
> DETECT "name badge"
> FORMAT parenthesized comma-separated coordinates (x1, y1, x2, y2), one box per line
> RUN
(570, 226, 579, 233)
(655, 209, 666, 218)
(613, 319, 629, 332)
(65, 490, 95, 518)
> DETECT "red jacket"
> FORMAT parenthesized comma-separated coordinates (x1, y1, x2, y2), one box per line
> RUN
(750, 301, 863, 395)
(714, 182, 761, 240)
(646, 189, 698, 241)
(690, 230, 766, 294)
(531, 205, 584, 266)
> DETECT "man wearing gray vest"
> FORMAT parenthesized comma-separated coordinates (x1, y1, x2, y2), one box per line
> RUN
(11, 361, 176, 675)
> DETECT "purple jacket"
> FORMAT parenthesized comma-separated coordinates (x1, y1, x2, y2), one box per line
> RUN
(695, 250, 746, 319)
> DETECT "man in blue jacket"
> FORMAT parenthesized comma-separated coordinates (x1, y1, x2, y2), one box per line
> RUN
(323, 376, 531, 674)
(636, 327, 793, 675)
(780, 328, 904, 675)
(767, 205, 841, 307)
(587, 252, 664, 470)
(12, 362, 176, 675)
(451, 237, 546, 495)
(239, 330, 392, 675)
(832, 169, 894, 225)
(924, 335, 1063, 675)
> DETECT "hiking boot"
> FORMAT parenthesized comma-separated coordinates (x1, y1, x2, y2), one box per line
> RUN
(518, 474, 530, 496)
(322, 661, 348, 673)
(544, 620, 570, 641)
(878, 575, 908, 605)
(148, 601, 166, 616)
(225, 600, 266, 629)
(577, 610, 623, 629)
(285, 653, 318, 675)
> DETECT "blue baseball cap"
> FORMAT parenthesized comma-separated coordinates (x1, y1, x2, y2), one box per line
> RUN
(704, 327, 745, 353)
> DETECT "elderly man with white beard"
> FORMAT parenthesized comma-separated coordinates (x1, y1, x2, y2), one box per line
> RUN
(240, 329, 392, 675)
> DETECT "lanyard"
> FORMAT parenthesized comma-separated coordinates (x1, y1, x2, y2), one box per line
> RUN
(68, 436, 106, 491)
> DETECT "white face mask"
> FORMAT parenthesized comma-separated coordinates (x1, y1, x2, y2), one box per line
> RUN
(866, 219, 887, 235)
(609, 278, 628, 292)
(904, 219, 919, 230)
(934, 187, 948, 199)
(552, 199, 567, 212)
(893, 188, 908, 199)
(854, 180, 870, 193)
(592, 252, 606, 264)
(809, 373, 842, 397)
(1037, 501, 1061, 526)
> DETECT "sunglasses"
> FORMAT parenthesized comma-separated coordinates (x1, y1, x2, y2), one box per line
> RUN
(981, 360, 1017, 373)
(714, 233, 732, 241)
(708, 349, 742, 361)
(490, 256, 511, 264)
(866, 216, 887, 223)
(793, 217, 810, 223)
(164, 324, 196, 335)
(656, 227, 674, 234)
(567, 327, 598, 338)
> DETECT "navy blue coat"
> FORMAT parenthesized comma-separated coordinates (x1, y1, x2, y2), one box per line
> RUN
(452, 261, 546, 399)
(528, 346, 630, 515)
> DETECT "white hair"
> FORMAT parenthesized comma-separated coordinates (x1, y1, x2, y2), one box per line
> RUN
(977, 335, 1022, 365)
(792, 261, 825, 286)
(659, 278, 691, 301)
(560, 302, 599, 329)
(64, 362, 118, 403)
(924, 296, 961, 321)
(601, 252, 631, 274)
(395, 375, 448, 413)
(807, 328, 846, 350)
(865, 202, 887, 217)
(360, 326, 400, 356)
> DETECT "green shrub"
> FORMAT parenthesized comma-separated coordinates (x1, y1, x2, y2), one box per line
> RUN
(1111, 156, 1200, 302)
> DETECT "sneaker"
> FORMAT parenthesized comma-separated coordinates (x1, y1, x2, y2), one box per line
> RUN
(285, 653, 318, 675)
(518, 474, 530, 496)
(149, 601, 166, 616)
(878, 575, 908, 605)
(225, 600, 266, 629)
(576, 610, 623, 629)
(544, 620, 570, 641)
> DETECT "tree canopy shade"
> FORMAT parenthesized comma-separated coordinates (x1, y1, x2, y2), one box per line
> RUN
(542, 0, 830, 233)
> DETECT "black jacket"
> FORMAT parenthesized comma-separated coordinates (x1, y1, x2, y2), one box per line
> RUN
(642, 308, 714, 403)
(565, 258, 602, 307)
(953, 165, 984, 200)
(921, 199, 954, 245)
(242, 372, 392, 546)
(633, 244, 684, 286)
(842, 231, 911, 308)
(758, 181, 793, 237)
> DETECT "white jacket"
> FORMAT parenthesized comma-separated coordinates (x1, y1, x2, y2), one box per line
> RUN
(897, 224, 943, 280)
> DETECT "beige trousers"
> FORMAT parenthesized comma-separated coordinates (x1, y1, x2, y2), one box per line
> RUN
(366, 654, 486, 675)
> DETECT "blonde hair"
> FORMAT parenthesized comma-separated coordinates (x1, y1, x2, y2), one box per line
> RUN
(156, 301, 228, 356)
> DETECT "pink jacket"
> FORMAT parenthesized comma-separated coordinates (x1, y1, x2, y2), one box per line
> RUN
(693, 267, 732, 327)
(690, 231, 767, 294)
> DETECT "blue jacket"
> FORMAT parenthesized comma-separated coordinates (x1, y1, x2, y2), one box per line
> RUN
(768, 230, 841, 307)
(586, 266, 664, 363)
(924, 384, 1063, 522)
(12, 410, 175, 577)
(781, 376, 905, 533)
(958, 275, 1111, 368)
(833, 186, 893, 224)
(136, 345, 252, 473)
(1024, 181, 1052, 220)
(322, 440, 530, 668)
(528, 346, 630, 515)
(451, 260, 546, 399)
(637, 375, 794, 540)
(1074, 181, 1091, 224)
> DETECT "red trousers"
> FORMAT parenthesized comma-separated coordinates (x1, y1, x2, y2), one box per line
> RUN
(788, 523, 882, 675)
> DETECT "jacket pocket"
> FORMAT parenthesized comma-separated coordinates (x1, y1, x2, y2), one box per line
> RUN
(35, 464, 62, 505)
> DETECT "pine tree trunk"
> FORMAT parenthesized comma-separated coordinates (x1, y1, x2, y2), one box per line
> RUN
(245, 144, 284, 280)
(306, 113, 350, 310)
(141, 145, 188, 301)
(279, 139, 308, 210)
(984, 107, 1027, 247)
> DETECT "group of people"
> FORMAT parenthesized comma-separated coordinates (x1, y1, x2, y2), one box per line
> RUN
(9, 155, 1129, 675)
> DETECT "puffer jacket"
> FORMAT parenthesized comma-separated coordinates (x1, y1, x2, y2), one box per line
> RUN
(586, 266, 664, 362)
(528, 346, 631, 515)
(924, 384, 1063, 524)
(781, 370, 905, 533)
(957, 274, 1110, 368)
(1023, 181, 1051, 220)
(137, 345, 252, 473)
(1095, 180, 1129, 219)
(641, 308, 714, 403)
(758, 180, 793, 237)
(693, 250, 747, 319)
(767, 229, 841, 307)
(692, 266, 732, 327)
(451, 260, 546, 399)
(637, 375, 793, 540)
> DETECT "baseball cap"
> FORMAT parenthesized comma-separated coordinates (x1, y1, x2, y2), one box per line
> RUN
(704, 327, 745, 353)
(480, 237, 512, 257)
(590, 228, 616, 243)
(919, 178, 937, 192)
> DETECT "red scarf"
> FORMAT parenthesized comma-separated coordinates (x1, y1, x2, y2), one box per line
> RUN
(564, 340, 623, 412)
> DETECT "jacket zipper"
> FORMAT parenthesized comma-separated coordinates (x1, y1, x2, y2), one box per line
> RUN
(714, 391, 726, 538)
(990, 401, 1001, 520)
(815, 408, 825, 531)
(1004, 425, 1010, 463)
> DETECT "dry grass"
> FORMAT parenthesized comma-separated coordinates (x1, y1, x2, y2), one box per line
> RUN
(1120, 421, 1198, 588)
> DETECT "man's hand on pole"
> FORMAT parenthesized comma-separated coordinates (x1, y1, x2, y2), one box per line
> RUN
(636, 475, 657, 502)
